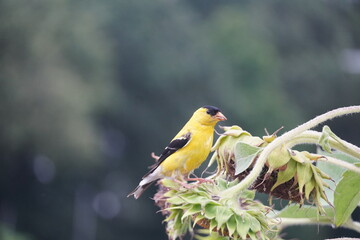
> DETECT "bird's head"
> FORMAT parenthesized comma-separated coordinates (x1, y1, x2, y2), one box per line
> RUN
(192, 105, 227, 126)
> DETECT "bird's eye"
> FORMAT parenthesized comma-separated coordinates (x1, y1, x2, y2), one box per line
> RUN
(206, 109, 218, 116)
(203, 105, 220, 116)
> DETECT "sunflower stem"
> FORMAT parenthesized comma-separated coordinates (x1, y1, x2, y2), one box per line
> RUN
(278, 218, 360, 234)
(220, 106, 360, 199)
(286, 130, 360, 159)
(278, 217, 332, 227)
(317, 156, 360, 174)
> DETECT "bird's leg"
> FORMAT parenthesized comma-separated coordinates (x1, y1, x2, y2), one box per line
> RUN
(186, 177, 214, 184)
(186, 173, 214, 184)
(173, 178, 195, 189)
(172, 174, 215, 189)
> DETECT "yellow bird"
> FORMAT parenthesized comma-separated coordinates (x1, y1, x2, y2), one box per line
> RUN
(128, 105, 227, 199)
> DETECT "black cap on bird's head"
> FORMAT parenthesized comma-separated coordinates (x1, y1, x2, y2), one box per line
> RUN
(202, 105, 227, 121)
(202, 105, 220, 116)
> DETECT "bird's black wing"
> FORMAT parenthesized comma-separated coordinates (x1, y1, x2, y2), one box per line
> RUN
(143, 132, 191, 178)
(157, 132, 191, 164)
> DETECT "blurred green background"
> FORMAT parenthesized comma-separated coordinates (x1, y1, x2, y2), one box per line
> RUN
(1, 0, 360, 239)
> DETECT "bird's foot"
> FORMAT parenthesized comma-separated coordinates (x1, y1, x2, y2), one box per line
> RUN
(186, 177, 214, 184)
(150, 152, 160, 161)
(172, 178, 214, 189)
(173, 179, 195, 189)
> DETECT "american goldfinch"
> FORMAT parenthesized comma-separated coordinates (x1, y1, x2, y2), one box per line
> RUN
(128, 105, 227, 199)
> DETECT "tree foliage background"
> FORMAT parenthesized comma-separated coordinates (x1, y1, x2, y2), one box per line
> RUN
(0, 0, 359, 239)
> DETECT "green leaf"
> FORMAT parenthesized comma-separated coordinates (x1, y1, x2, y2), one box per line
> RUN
(207, 152, 218, 169)
(317, 150, 360, 180)
(173, 211, 184, 229)
(267, 144, 291, 169)
(167, 196, 185, 205)
(164, 210, 180, 222)
(317, 149, 360, 205)
(181, 204, 201, 221)
(215, 206, 233, 229)
(217, 178, 228, 190)
(304, 177, 315, 200)
(195, 230, 229, 240)
(311, 168, 328, 204)
(204, 204, 217, 219)
(193, 214, 205, 227)
(180, 193, 208, 204)
(248, 231, 257, 240)
(319, 126, 332, 153)
(296, 161, 313, 194)
(226, 179, 240, 188)
(210, 125, 249, 152)
(235, 215, 250, 239)
(241, 135, 264, 146)
(312, 166, 332, 180)
(271, 159, 296, 191)
(164, 189, 177, 198)
(290, 150, 308, 163)
(248, 217, 261, 233)
(179, 216, 191, 236)
(234, 142, 261, 175)
(226, 215, 237, 237)
(322, 125, 355, 151)
(223, 126, 250, 137)
(209, 219, 217, 232)
(240, 189, 256, 200)
(334, 163, 360, 226)
(210, 135, 227, 152)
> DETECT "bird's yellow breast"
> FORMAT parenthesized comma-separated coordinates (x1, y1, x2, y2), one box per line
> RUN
(160, 124, 214, 176)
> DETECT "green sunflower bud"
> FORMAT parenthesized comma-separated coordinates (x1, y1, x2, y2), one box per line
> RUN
(210, 125, 264, 176)
(267, 144, 291, 170)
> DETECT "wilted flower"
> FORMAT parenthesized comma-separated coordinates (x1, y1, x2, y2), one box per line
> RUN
(155, 178, 278, 240)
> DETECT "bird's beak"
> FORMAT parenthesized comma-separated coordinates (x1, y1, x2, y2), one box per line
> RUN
(214, 112, 227, 121)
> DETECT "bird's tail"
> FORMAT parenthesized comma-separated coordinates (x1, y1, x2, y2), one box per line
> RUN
(127, 181, 156, 199)
(128, 165, 163, 199)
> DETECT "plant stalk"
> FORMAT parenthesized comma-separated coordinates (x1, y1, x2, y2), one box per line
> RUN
(317, 156, 360, 174)
(278, 217, 331, 227)
(279, 218, 360, 234)
(287, 130, 360, 159)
